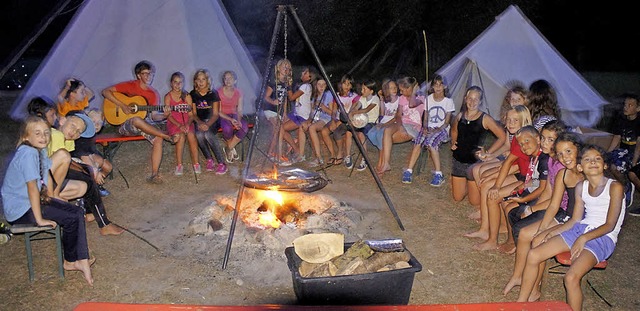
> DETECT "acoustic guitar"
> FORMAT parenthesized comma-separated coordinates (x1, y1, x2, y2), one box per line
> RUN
(103, 92, 191, 125)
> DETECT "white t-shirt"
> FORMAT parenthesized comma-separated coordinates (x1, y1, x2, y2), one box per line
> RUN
(379, 97, 399, 124)
(358, 95, 381, 124)
(294, 83, 313, 118)
(426, 94, 455, 128)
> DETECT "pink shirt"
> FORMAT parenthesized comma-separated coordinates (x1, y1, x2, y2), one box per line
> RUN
(398, 95, 425, 129)
(217, 87, 242, 115)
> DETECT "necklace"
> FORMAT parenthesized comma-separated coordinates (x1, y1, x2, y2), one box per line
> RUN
(464, 110, 481, 124)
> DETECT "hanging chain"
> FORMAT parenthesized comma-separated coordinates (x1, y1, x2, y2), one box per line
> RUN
(283, 12, 288, 60)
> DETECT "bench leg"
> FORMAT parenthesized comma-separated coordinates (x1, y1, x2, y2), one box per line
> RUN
(54, 226, 65, 279)
(24, 232, 35, 282)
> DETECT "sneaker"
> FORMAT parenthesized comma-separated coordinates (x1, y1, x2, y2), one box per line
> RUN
(308, 158, 325, 168)
(344, 155, 353, 169)
(215, 163, 228, 175)
(230, 148, 240, 161)
(175, 164, 183, 176)
(193, 163, 202, 174)
(430, 173, 445, 187)
(205, 159, 216, 172)
(223, 147, 234, 164)
(629, 206, 640, 216)
(356, 158, 367, 171)
(402, 170, 413, 184)
(625, 182, 635, 208)
(98, 185, 111, 197)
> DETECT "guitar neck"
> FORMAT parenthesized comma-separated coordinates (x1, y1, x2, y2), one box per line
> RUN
(136, 105, 180, 112)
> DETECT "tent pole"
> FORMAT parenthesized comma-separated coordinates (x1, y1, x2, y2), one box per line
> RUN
(0, 0, 73, 80)
(288, 5, 405, 231)
(222, 5, 286, 270)
(347, 19, 400, 76)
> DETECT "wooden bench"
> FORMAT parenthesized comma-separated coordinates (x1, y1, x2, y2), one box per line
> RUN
(9, 224, 64, 282)
(94, 121, 255, 179)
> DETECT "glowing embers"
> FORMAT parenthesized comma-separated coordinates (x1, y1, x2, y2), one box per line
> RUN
(236, 189, 335, 230)
(244, 168, 328, 192)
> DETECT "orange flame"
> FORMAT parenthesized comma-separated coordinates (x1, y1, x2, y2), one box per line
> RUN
(258, 211, 282, 229)
(258, 190, 284, 228)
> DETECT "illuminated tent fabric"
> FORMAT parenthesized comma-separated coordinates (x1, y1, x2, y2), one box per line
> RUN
(435, 5, 607, 127)
(10, 0, 260, 120)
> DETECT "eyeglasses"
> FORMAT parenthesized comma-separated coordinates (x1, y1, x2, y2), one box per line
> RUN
(139, 71, 154, 77)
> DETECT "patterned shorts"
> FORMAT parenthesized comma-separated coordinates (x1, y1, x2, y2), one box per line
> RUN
(414, 127, 450, 150)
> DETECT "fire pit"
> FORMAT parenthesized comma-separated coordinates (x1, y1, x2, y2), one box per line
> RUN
(243, 168, 328, 193)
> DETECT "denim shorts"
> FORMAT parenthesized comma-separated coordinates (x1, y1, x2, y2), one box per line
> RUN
(560, 223, 616, 263)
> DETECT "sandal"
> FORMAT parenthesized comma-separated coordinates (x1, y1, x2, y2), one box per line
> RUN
(333, 157, 344, 165)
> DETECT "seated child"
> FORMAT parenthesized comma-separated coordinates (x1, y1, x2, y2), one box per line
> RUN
(402, 74, 454, 185)
(51, 110, 124, 236)
(517, 144, 625, 311)
(70, 108, 112, 196)
(1, 116, 95, 285)
(475, 125, 549, 251)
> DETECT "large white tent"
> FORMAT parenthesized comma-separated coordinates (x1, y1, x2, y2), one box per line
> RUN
(436, 5, 607, 127)
(10, 0, 261, 120)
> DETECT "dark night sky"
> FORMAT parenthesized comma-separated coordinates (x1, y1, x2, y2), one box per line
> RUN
(1, 0, 639, 85)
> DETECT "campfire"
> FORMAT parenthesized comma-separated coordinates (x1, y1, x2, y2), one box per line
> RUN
(242, 188, 333, 230)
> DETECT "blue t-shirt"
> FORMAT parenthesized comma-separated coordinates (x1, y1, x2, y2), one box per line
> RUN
(1, 145, 50, 222)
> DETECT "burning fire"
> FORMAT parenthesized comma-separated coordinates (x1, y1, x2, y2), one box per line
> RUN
(258, 190, 283, 228)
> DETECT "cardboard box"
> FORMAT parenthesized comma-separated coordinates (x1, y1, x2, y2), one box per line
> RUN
(575, 126, 614, 150)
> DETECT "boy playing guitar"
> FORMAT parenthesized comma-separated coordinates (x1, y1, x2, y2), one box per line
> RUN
(102, 60, 178, 184)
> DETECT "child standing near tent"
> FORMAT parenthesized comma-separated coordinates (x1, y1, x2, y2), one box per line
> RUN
(517, 144, 625, 311)
(1, 116, 95, 286)
(102, 61, 177, 184)
(377, 76, 425, 175)
(191, 69, 227, 174)
(402, 75, 454, 185)
(218, 70, 250, 164)
(450, 86, 506, 202)
(164, 72, 200, 176)
(306, 78, 334, 167)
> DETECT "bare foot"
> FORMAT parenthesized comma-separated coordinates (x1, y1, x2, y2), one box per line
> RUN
(463, 230, 488, 240)
(502, 277, 521, 295)
(498, 242, 516, 254)
(528, 290, 541, 302)
(85, 214, 95, 223)
(100, 224, 125, 236)
(468, 209, 481, 220)
(64, 259, 94, 286)
(473, 240, 499, 251)
(376, 164, 391, 175)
